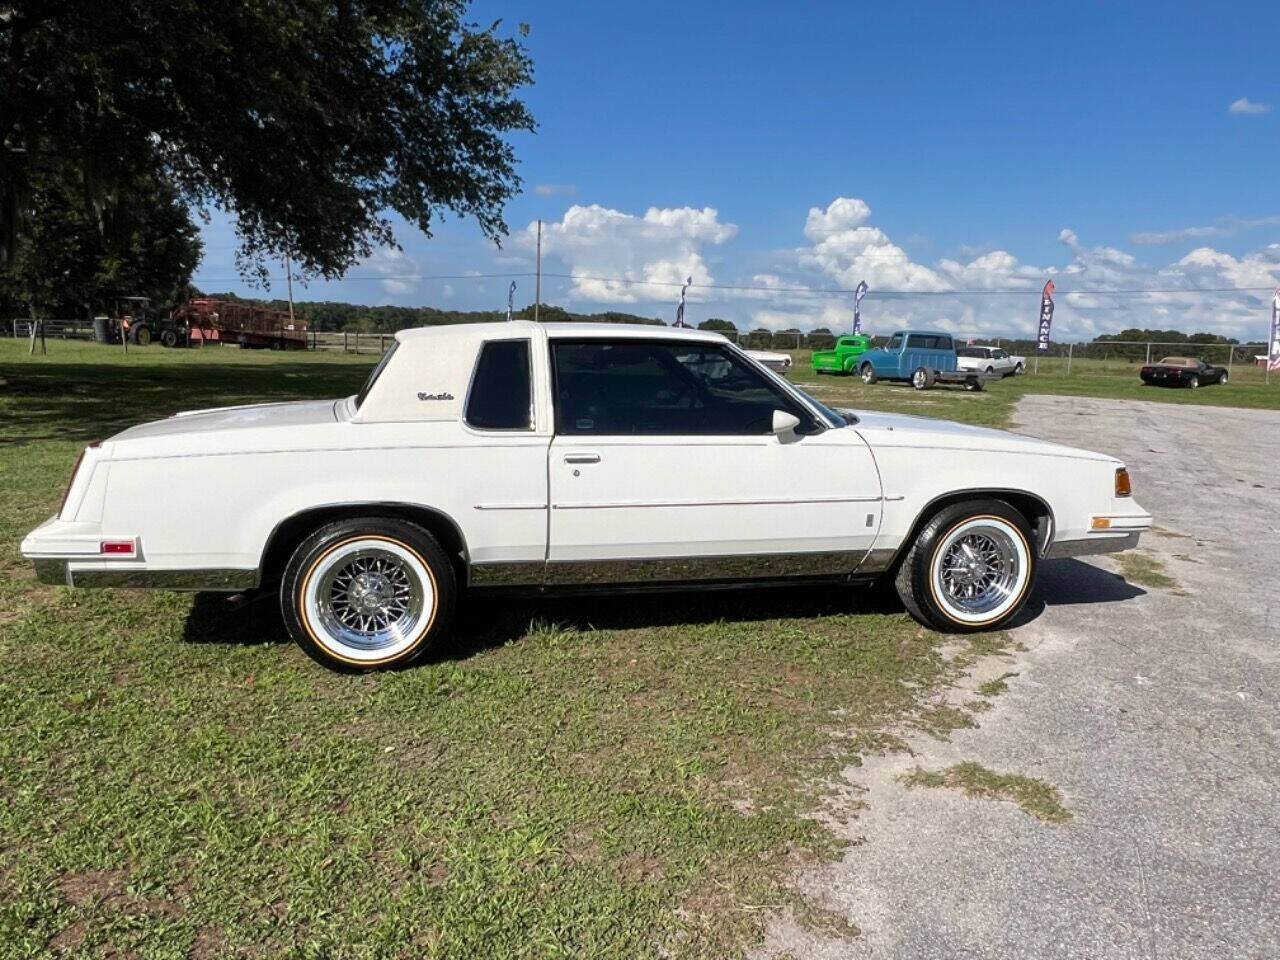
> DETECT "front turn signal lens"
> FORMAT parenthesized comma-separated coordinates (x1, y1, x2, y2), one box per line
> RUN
(1115, 467, 1132, 497)
(1091, 517, 1113, 530)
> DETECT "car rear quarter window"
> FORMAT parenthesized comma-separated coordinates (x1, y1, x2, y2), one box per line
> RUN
(355, 341, 400, 409)
(465, 339, 532, 430)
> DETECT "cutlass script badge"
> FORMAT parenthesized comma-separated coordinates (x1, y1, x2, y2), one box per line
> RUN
(416, 391, 455, 401)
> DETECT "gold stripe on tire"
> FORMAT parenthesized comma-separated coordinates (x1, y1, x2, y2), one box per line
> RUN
(297, 535, 438, 666)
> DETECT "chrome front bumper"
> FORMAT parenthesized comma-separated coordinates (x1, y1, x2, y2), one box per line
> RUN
(32, 558, 258, 591)
(1043, 530, 1142, 559)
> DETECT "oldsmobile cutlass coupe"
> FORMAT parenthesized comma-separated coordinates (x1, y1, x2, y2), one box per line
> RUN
(23, 322, 1151, 671)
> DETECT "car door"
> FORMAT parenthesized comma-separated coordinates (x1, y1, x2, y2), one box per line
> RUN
(546, 338, 883, 584)
(456, 335, 554, 585)
(903, 334, 932, 375)
(875, 333, 905, 376)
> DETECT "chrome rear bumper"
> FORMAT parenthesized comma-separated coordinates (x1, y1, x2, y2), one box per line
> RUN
(32, 559, 258, 591)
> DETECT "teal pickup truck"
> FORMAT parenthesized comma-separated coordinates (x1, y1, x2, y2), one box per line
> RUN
(810, 334, 872, 375)
(857, 330, 992, 391)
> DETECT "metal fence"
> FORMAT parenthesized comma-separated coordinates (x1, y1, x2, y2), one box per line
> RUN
(9, 318, 95, 339)
(8, 319, 1274, 379)
(990, 340, 1272, 378)
(7, 319, 396, 354)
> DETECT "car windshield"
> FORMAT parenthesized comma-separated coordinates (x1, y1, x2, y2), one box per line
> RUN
(792, 386, 855, 426)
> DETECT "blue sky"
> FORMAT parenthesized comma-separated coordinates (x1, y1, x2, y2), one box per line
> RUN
(195, 0, 1279, 340)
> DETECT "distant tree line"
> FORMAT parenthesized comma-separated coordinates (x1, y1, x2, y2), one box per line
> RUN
(200, 293, 667, 332)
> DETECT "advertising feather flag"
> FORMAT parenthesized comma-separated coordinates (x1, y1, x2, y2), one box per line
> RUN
(853, 280, 868, 334)
(1269, 287, 1280, 371)
(507, 281, 517, 322)
(675, 276, 692, 327)
(1036, 280, 1055, 352)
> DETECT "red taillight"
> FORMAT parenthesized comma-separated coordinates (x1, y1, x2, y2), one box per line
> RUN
(100, 541, 135, 555)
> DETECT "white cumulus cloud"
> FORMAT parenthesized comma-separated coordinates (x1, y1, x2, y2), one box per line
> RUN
(800, 197, 948, 293)
(365, 247, 421, 297)
(1228, 97, 1271, 115)
(523, 204, 737, 303)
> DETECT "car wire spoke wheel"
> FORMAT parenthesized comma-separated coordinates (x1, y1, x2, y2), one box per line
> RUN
(283, 521, 454, 670)
(930, 518, 1027, 623)
(895, 500, 1036, 633)
(316, 544, 426, 647)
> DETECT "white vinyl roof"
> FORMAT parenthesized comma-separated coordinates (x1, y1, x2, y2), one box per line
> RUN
(394, 320, 726, 343)
(363, 322, 730, 424)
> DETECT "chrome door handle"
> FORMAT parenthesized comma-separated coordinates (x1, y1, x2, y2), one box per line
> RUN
(564, 453, 601, 464)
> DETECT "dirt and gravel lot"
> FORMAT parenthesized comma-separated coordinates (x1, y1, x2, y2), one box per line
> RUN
(761, 395, 1280, 960)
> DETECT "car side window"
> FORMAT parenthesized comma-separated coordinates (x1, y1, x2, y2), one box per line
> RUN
(936, 336, 953, 351)
(551, 341, 817, 436)
(465, 339, 532, 430)
(885, 334, 904, 351)
(906, 334, 926, 349)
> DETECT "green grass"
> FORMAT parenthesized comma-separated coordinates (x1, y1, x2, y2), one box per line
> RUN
(0, 338, 977, 958)
(0, 333, 1248, 955)
(976, 673, 1019, 698)
(1113, 551, 1179, 590)
(900, 762, 1072, 823)
(785, 350, 1280, 429)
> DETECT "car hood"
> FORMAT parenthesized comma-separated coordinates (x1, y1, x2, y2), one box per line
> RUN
(110, 398, 343, 443)
(850, 410, 1118, 463)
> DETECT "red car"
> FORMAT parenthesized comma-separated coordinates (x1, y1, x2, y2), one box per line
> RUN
(1139, 356, 1229, 389)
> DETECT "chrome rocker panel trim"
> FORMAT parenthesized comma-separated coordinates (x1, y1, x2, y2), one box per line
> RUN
(471, 548, 890, 589)
(33, 559, 259, 591)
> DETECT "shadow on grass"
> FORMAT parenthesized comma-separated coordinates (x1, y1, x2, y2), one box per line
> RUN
(0, 359, 369, 443)
(181, 580, 907, 661)
(181, 559, 1144, 660)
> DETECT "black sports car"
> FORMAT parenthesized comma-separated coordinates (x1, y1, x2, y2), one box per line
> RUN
(1139, 356, 1229, 389)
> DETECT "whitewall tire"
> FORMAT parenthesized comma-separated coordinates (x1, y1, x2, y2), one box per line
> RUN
(894, 499, 1036, 633)
(281, 518, 455, 671)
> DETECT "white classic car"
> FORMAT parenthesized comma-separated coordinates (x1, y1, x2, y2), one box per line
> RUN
(23, 322, 1150, 671)
(956, 345, 1026, 377)
(744, 349, 793, 376)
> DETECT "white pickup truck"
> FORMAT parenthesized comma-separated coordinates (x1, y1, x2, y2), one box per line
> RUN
(956, 345, 1026, 377)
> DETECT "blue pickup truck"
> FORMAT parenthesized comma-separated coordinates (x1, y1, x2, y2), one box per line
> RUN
(857, 330, 991, 391)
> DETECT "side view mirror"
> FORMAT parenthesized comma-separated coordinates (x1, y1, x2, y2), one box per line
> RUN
(772, 409, 801, 440)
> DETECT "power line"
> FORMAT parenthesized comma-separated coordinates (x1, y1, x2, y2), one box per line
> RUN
(190, 270, 1277, 299)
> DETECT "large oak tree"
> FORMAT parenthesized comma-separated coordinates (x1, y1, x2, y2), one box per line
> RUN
(1, 0, 535, 288)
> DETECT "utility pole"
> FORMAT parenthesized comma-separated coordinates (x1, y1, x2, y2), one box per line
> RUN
(285, 251, 296, 328)
(535, 219, 542, 323)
